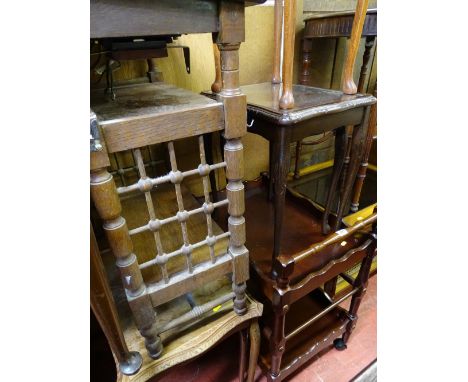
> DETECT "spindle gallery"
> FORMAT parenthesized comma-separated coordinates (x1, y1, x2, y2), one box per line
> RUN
(90, 1, 378, 381)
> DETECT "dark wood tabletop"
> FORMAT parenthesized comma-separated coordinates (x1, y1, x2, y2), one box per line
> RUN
(303, 8, 377, 39)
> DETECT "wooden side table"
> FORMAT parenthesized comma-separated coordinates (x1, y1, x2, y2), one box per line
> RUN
(296, 9, 377, 214)
(300, 9, 377, 88)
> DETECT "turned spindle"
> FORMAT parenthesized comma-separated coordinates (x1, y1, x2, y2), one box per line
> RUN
(216, 2, 249, 315)
(279, 0, 296, 109)
(90, 168, 162, 358)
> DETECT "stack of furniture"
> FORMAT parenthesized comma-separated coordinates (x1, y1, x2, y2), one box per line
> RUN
(207, 0, 377, 380)
(90, 1, 265, 381)
(90, 0, 379, 381)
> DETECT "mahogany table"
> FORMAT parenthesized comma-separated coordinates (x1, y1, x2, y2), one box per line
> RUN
(300, 8, 377, 88)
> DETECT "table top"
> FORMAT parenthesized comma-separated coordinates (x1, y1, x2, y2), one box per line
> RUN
(304, 8, 377, 22)
(240, 82, 375, 124)
(92, 82, 224, 153)
(91, 82, 221, 125)
(303, 8, 377, 38)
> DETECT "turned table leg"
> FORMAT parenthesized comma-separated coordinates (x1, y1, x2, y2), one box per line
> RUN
(322, 126, 347, 234)
(146, 59, 163, 83)
(342, 237, 376, 345)
(339, 32, 375, 200)
(247, 319, 260, 382)
(334, 106, 371, 231)
(351, 84, 377, 212)
(299, 38, 313, 85)
(357, 36, 376, 93)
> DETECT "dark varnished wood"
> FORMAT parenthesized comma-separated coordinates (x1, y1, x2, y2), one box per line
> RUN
(351, 84, 377, 212)
(212, 178, 376, 382)
(208, 2, 376, 380)
(214, 179, 368, 291)
(240, 83, 374, 125)
(303, 8, 377, 39)
(260, 290, 349, 381)
(322, 126, 347, 234)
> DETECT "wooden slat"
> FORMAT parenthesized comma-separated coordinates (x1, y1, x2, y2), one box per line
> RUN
(146, 253, 233, 307)
(100, 105, 224, 153)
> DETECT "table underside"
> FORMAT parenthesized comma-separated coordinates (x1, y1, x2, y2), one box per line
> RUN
(91, 0, 266, 39)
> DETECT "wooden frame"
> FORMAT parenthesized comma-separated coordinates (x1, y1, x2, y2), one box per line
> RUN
(90, 1, 264, 380)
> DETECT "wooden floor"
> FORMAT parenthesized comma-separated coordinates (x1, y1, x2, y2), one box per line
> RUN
(91, 275, 377, 382)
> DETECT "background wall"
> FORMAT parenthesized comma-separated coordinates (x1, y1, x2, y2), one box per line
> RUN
(97, 1, 377, 195)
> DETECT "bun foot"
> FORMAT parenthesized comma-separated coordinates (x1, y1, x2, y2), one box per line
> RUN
(333, 338, 347, 351)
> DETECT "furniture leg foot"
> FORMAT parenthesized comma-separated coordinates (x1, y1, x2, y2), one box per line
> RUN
(144, 332, 163, 359)
(233, 282, 248, 315)
(119, 351, 143, 376)
(333, 338, 347, 351)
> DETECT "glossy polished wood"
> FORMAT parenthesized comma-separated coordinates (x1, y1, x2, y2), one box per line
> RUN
(303, 8, 377, 39)
(241, 82, 374, 124)
(215, 180, 364, 283)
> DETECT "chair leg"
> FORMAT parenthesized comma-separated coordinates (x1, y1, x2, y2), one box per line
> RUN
(239, 328, 248, 382)
(247, 320, 260, 382)
(233, 282, 248, 315)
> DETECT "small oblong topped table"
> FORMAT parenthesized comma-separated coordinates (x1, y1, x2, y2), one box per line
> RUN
(301, 8, 377, 86)
(240, 82, 375, 255)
